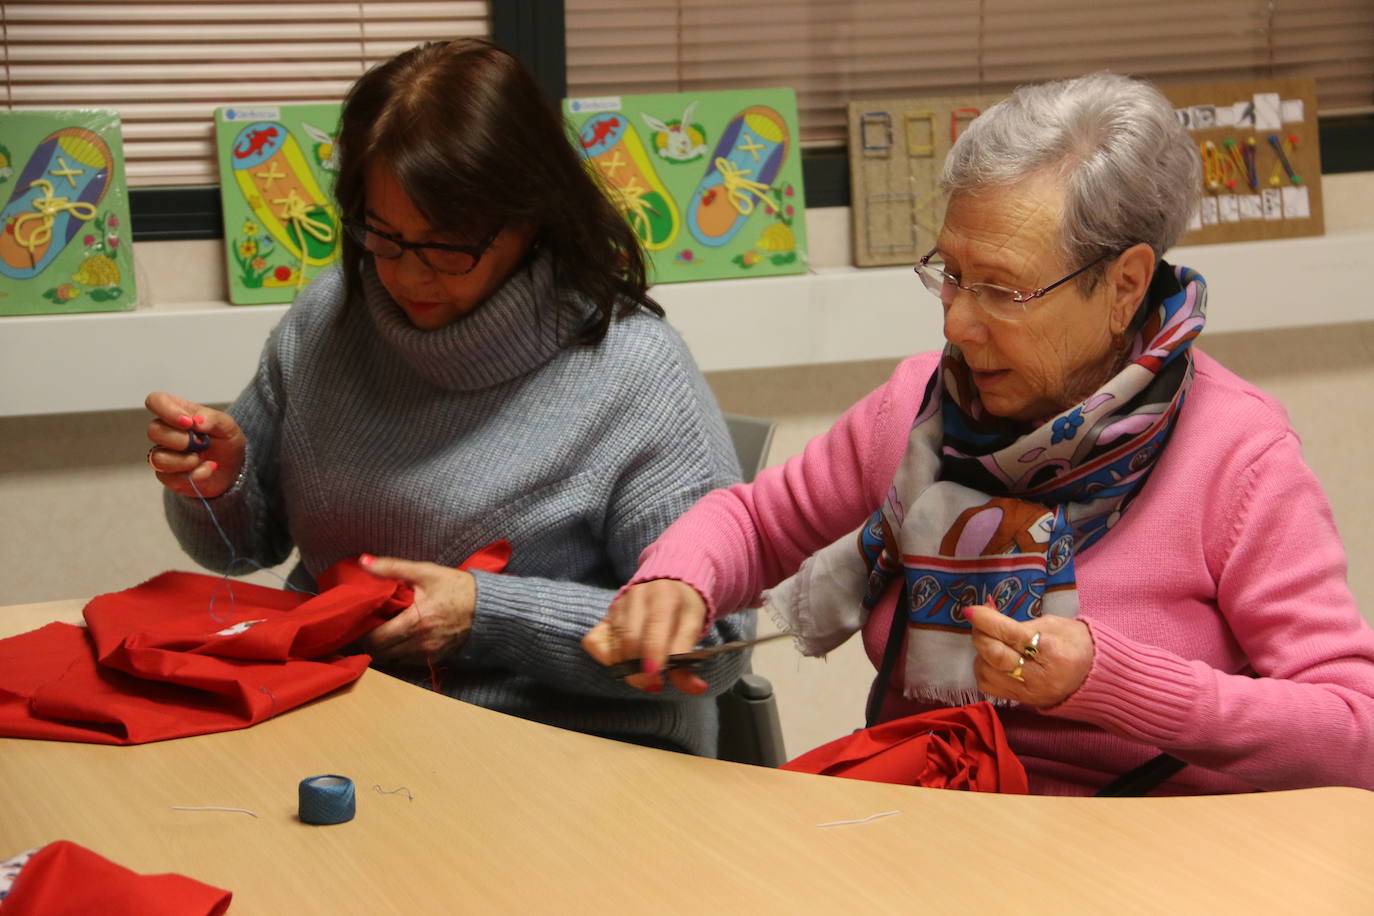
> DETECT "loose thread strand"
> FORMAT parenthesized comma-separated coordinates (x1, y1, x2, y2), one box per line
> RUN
(171, 806, 259, 817)
(372, 784, 414, 801)
(187, 475, 315, 622)
(816, 810, 900, 829)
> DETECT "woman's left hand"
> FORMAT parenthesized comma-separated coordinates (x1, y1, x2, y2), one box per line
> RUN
(358, 554, 477, 666)
(964, 603, 1095, 708)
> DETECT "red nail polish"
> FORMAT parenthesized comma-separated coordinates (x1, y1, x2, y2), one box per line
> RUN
(176, 415, 193, 428)
(641, 658, 660, 676)
(193, 415, 206, 426)
(360, 554, 376, 566)
(205, 460, 218, 471)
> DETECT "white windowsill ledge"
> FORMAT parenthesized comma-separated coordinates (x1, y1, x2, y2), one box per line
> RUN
(2, 227, 1370, 418)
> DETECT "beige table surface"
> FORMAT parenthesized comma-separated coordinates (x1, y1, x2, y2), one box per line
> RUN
(3, 599, 1372, 914)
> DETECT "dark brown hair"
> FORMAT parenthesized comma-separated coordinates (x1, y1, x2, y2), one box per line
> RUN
(334, 38, 661, 341)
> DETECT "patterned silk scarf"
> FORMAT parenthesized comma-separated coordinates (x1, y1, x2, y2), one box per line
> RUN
(765, 263, 1207, 706)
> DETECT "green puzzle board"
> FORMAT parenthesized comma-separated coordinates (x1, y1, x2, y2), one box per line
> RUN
(214, 104, 342, 305)
(563, 88, 808, 285)
(0, 109, 136, 316)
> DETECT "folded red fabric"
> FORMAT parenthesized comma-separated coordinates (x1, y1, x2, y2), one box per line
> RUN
(0, 558, 410, 744)
(0, 840, 230, 916)
(780, 703, 1029, 793)
(0, 547, 511, 744)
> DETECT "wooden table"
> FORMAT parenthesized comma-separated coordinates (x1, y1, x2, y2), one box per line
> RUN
(3, 599, 1372, 914)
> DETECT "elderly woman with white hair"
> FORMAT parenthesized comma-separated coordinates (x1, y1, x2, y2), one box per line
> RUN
(583, 72, 1374, 795)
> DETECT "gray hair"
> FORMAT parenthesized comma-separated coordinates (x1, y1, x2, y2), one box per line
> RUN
(940, 72, 1199, 286)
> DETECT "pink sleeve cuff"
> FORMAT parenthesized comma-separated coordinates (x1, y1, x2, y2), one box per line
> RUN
(621, 551, 725, 636)
(1049, 618, 1207, 747)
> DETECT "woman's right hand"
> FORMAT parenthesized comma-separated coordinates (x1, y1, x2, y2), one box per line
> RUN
(144, 392, 246, 499)
(582, 579, 711, 695)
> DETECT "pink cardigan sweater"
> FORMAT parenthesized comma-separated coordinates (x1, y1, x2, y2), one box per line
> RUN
(635, 350, 1374, 794)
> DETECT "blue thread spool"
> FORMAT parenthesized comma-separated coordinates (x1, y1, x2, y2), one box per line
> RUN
(298, 774, 355, 825)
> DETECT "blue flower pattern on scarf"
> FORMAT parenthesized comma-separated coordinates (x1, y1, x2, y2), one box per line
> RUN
(1051, 407, 1084, 443)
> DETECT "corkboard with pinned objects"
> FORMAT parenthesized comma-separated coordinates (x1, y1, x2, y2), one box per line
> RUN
(846, 94, 1002, 267)
(846, 78, 1323, 267)
(1160, 78, 1323, 246)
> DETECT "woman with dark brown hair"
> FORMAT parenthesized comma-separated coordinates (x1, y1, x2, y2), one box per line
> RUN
(144, 39, 749, 755)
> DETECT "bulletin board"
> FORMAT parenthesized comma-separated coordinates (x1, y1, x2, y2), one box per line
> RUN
(846, 94, 1003, 267)
(563, 88, 809, 285)
(214, 104, 342, 305)
(847, 78, 1324, 267)
(0, 109, 136, 316)
(1161, 78, 1323, 246)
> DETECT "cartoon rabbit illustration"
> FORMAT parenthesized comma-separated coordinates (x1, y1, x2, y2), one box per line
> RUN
(641, 101, 708, 163)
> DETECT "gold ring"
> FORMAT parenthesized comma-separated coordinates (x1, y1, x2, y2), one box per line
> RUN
(146, 446, 159, 471)
(1007, 663, 1026, 683)
(1022, 632, 1041, 660)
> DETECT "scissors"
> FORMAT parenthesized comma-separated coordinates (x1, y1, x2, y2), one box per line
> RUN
(604, 630, 794, 678)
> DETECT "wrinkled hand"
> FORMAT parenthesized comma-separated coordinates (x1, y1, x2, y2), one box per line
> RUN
(582, 579, 709, 696)
(965, 603, 1095, 708)
(144, 392, 246, 498)
(359, 555, 477, 666)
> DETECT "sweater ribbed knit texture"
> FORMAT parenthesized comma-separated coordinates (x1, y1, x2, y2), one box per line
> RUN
(634, 349, 1374, 792)
(165, 254, 749, 756)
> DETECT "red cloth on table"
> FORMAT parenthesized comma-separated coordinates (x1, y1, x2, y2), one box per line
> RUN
(780, 703, 1029, 793)
(0, 840, 230, 916)
(0, 544, 510, 745)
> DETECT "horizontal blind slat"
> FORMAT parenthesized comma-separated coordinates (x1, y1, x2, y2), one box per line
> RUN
(566, 0, 1373, 146)
(2, 2, 490, 186)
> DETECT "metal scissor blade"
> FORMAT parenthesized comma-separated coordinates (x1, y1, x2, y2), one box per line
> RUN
(605, 630, 794, 678)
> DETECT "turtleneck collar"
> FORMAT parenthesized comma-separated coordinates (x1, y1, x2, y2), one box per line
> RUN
(361, 249, 590, 392)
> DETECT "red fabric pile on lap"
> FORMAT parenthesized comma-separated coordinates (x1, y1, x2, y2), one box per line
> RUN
(0, 559, 412, 745)
(780, 702, 1029, 793)
(0, 840, 231, 916)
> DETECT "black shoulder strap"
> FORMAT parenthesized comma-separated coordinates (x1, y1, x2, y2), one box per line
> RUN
(865, 594, 910, 728)
(1095, 752, 1188, 797)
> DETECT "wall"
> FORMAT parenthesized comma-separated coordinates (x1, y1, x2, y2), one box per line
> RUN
(2, 174, 1371, 761)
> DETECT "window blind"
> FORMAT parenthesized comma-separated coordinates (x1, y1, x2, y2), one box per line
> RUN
(1, 1, 490, 186)
(565, 0, 1374, 148)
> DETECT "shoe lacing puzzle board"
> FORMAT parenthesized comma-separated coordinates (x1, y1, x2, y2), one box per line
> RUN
(214, 104, 342, 305)
(1160, 78, 1323, 245)
(0, 109, 136, 316)
(563, 88, 808, 284)
(848, 78, 1324, 268)
(846, 93, 1003, 268)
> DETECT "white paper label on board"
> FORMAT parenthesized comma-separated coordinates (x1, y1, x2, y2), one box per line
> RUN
(1201, 197, 1220, 225)
(1281, 186, 1311, 219)
(1254, 93, 1282, 131)
(1239, 195, 1263, 220)
(1186, 204, 1203, 232)
(1232, 101, 1257, 129)
(222, 107, 282, 122)
(1216, 105, 1238, 128)
(1218, 195, 1241, 222)
(1281, 99, 1304, 123)
(566, 96, 622, 114)
(1190, 105, 1218, 130)
(1262, 188, 1283, 220)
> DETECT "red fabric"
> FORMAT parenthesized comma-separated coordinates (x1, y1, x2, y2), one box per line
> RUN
(0, 546, 510, 745)
(780, 703, 1029, 793)
(0, 840, 230, 916)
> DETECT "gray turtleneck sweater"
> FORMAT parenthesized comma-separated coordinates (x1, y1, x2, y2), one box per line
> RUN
(164, 254, 749, 755)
